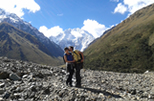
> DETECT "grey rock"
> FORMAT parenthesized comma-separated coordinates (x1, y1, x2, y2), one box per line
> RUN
(0, 88, 5, 94)
(150, 87, 154, 95)
(0, 97, 3, 101)
(0, 83, 5, 88)
(0, 72, 9, 79)
(22, 75, 28, 78)
(12, 93, 21, 99)
(34, 72, 44, 78)
(43, 88, 50, 94)
(30, 86, 37, 92)
(9, 73, 21, 81)
(3, 92, 10, 99)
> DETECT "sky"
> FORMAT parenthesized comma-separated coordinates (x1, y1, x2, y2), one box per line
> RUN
(0, 0, 154, 38)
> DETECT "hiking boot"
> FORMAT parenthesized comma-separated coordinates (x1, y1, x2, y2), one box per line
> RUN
(66, 81, 69, 86)
(69, 84, 73, 87)
(75, 84, 81, 88)
(66, 81, 73, 87)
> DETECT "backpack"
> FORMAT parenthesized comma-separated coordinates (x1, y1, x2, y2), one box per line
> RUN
(73, 50, 81, 62)
(73, 50, 84, 69)
(63, 56, 66, 63)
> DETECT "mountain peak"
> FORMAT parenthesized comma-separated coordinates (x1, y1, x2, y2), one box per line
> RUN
(0, 8, 21, 23)
(0, 8, 63, 57)
(8, 13, 21, 20)
(0, 22, 62, 65)
(0, 8, 5, 15)
(49, 28, 95, 51)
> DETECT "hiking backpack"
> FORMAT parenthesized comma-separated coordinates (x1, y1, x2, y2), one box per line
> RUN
(73, 50, 82, 62)
(73, 50, 83, 69)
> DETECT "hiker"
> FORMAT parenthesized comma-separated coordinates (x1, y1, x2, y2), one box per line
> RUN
(69, 46, 84, 87)
(64, 47, 75, 87)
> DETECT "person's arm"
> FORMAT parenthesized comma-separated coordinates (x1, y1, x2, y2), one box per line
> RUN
(78, 51, 84, 62)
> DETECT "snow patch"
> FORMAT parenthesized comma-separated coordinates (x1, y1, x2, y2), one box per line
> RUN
(49, 28, 95, 51)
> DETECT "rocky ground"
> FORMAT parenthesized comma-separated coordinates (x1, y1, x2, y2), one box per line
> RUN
(0, 57, 153, 101)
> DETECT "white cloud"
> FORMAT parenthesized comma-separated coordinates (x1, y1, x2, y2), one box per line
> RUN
(114, 0, 154, 14)
(40, 19, 108, 38)
(81, 19, 107, 38)
(39, 26, 64, 38)
(114, 3, 127, 14)
(0, 0, 40, 17)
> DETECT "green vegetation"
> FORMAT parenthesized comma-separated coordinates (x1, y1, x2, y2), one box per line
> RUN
(84, 4, 154, 73)
(0, 22, 63, 66)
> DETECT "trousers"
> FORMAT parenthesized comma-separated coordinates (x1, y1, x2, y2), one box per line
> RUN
(75, 63, 81, 86)
(66, 63, 74, 85)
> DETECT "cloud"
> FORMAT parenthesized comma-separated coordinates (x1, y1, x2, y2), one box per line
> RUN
(81, 19, 107, 38)
(114, 3, 127, 14)
(114, 0, 154, 14)
(39, 26, 64, 38)
(40, 19, 108, 38)
(0, 0, 40, 17)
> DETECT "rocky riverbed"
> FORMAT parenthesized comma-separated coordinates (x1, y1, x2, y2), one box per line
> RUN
(0, 57, 153, 101)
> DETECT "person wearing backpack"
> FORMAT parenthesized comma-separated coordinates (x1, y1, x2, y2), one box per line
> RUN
(69, 46, 84, 87)
(64, 47, 75, 87)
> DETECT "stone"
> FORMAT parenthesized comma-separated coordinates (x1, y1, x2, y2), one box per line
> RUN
(43, 88, 50, 94)
(13, 93, 21, 99)
(98, 93, 104, 98)
(9, 73, 21, 81)
(136, 96, 140, 100)
(31, 86, 37, 92)
(22, 75, 28, 78)
(0, 88, 5, 94)
(148, 94, 152, 99)
(3, 92, 10, 99)
(34, 72, 44, 78)
(29, 92, 35, 98)
(0, 97, 3, 101)
(130, 89, 136, 95)
(0, 72, 9, 79)
(150, 87, 154, 95)
(0, 83, 5, 88)
(18, 98, 25, 101)
(3, 59, 11, 62)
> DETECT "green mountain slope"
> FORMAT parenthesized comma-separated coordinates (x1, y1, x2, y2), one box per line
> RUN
(0, 22, 62, 65)
(84, 4, 154, 73)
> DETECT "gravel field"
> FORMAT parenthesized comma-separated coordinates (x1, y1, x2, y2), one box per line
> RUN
(0, 57, 153, 101)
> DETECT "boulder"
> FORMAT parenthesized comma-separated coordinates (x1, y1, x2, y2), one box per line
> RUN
(0, 72, 9, 79)
(9, 73, 21, 81)
(0, 83, 5, 88)
(0, 88, 5, 94)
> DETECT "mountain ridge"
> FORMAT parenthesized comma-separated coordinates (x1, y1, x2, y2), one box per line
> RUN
(0, 8, 63, 57)
(84, 3, 154, 73)
(0, 22, 62, 65)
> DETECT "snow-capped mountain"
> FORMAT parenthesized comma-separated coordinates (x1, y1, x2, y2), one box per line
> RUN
(49, 28, 95, 51)
(0, 8, 63, 57)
